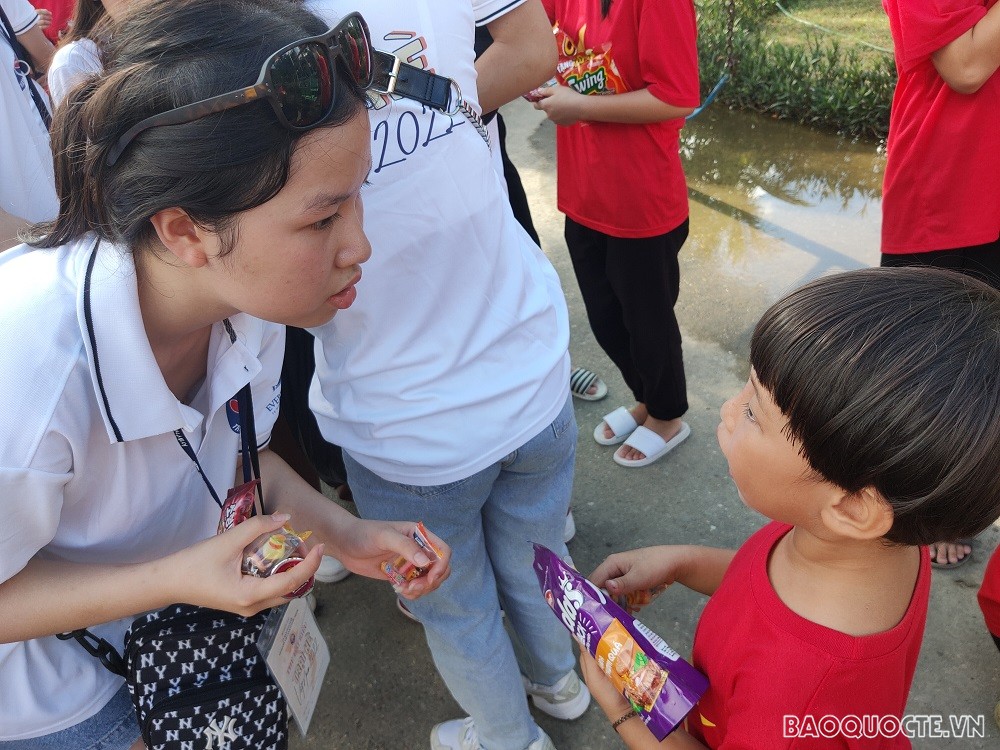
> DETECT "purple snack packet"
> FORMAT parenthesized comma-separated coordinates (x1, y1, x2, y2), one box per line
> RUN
(532, 543, 708, 741)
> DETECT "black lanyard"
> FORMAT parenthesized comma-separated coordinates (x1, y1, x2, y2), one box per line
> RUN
(172, 319, 265, 514)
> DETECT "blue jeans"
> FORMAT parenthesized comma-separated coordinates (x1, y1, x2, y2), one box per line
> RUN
(1, 685, 139, 749)
(344, 396, 577, 750)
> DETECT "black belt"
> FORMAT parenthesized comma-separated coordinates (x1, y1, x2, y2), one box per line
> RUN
(371, 49, 456, 113)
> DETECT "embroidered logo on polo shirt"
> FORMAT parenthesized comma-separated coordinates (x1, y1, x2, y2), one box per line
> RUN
(226, 398, 241, 434)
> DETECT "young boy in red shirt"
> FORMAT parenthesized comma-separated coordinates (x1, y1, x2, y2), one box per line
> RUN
(580, 268, 1000, 748)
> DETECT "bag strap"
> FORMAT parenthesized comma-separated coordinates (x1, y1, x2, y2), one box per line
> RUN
(58, 321, 266, 674)
(370, 48, 490, 148)
(0, 5, 52, 130)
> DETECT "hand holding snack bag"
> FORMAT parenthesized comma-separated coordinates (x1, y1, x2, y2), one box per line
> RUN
(218, 480, 315, 599)
(533, 544, 707, 741)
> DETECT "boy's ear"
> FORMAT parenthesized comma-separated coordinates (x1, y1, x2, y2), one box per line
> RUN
(149, 208, 211, 269)
(820, 486, 894, 540)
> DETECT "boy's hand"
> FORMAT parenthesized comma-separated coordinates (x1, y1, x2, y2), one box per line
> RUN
(589, 546, 686, 601)
(591, 545, 738, 599)
(578, 645, 633, 723)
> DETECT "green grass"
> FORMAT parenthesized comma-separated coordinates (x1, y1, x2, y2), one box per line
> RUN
(696, 0, 895, 138)
(764, 0, 894, 63)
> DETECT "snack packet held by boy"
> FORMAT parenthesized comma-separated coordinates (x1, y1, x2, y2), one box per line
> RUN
(532, 544, 707, 741)
(381, 521, 443, 589)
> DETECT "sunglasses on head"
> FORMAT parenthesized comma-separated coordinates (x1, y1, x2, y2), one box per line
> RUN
(106, 12, 373, 166)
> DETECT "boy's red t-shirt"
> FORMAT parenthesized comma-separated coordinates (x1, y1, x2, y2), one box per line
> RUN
(881, 0, 1000, 254)
(688, 522, 931, 749)
(541, 0, 700, 238)
(979, 544, 1000, 637)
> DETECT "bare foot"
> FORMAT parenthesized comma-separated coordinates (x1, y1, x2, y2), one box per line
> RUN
(616, 416, 685, 462)
(928, 540, 972, 567)
(602, 403, 648, 441)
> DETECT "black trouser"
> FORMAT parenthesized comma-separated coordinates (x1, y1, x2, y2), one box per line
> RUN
(881, 236, 1000, 291)
(565, 217, 689, 420)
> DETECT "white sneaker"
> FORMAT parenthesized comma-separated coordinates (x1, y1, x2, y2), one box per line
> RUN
(314, 555, 351, 584)
(523, 670, 591, 720)
(429, 718, 555, 750)
(430, 718, 482, 750)
(396, 597, 420, 622)
(563, 509, 576, 544)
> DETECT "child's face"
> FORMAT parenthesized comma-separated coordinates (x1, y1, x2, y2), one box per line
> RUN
(717, 371, 834, 525)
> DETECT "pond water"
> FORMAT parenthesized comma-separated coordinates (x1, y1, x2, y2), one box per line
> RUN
(674, 105, 887, 356)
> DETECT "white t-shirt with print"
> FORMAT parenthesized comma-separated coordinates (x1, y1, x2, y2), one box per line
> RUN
(0, 0, 57, 222)
(0, 236, 284, 739)
(306, 0, 570, 485)
(48, 37, 102, 105)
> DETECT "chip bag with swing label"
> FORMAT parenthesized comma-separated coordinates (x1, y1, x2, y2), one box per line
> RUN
(532, 544, 708, 741)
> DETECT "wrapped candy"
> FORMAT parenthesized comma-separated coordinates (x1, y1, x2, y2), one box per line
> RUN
(381, 522, 443, 589)
(243, 524, 315, 598)
(217, 480, 260, 534)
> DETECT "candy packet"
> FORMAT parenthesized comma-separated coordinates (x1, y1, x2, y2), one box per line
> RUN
(553, 22, 628, 96)
(522, 77, 558, 103)
(243, 524, 315, 599)
(381, 522, 443, 589)
(614, 584, 668, 614)
(532, 544, 707, 741)
(217, 480, 260, 534)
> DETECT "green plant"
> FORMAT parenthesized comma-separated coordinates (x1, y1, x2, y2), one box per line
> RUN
(695, 0, 894, 139)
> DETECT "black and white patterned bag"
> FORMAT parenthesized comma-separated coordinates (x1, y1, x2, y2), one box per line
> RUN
(124, 604, 287, 750)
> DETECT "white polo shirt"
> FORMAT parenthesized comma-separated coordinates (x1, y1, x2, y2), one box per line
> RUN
(307, 0, 570, 485)
(0, 236, 283, 739)
(0, 0, 58, 222)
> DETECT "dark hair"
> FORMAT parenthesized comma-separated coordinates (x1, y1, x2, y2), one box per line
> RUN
(32, 0, 365, 253)
(61, 0, 107, 45)
(750, 267, 1000, 546)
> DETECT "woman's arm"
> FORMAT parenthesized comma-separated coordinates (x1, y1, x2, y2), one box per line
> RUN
(475, 0, 557, 114)
(534, 85, 694, 126)
(0, 513, 317, 643)
(16, 22, 55, 76)
(932, 3, 1000, 93)
(253, 449, 452, 599)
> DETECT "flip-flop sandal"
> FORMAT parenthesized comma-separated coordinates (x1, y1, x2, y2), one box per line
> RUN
(929, 538, 975, 569)
(614, 422, 691, 468)
(593, 406, 638, 445)
(570, 367, 608, 401)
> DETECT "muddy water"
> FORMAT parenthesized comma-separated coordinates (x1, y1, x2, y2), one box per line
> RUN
(676, 106, 886, 358)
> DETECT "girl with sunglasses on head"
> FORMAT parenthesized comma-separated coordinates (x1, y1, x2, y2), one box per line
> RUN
(0, 1, 450, 748)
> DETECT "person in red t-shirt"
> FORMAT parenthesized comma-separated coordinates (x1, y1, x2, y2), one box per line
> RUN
(30, 0, 71, 41)
(535, 0, 699, 469)
(881, 0, 1000, 567)
(579, 268, 1000, 748)
(978, 547, 1000, 728)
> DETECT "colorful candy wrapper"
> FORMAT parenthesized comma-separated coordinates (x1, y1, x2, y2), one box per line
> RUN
(533, 544, 708, 741)
(522, 77, 558, 103)
(381, 522, 443, 589)
(217, 480, 260, 534)
(243, 524, 315, 598)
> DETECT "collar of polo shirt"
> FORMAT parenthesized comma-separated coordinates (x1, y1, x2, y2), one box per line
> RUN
(77, 239, 268, 444)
